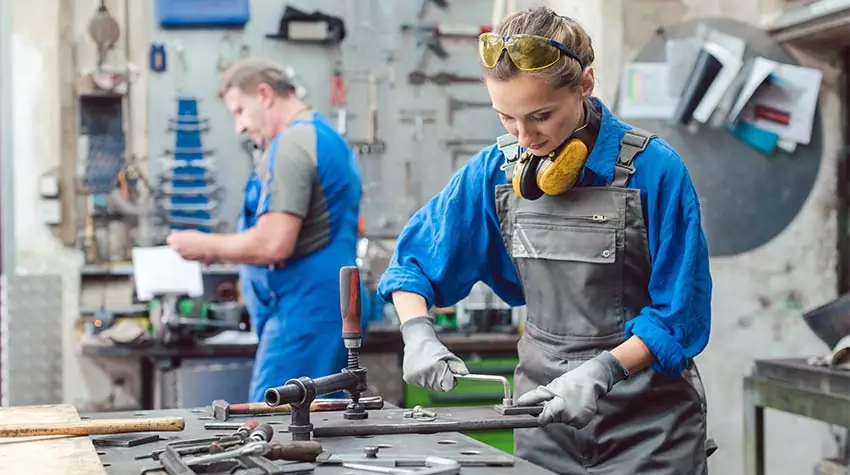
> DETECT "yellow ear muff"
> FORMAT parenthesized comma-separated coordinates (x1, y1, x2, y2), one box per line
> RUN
(512, 153, 545, 200)
(535, 138, 589, 196)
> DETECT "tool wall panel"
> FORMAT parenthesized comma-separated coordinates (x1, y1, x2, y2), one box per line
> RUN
(0, 275, 63, 406)
(147, 0, 507, 237)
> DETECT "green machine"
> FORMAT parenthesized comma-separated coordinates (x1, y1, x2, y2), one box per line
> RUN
(404, 355, 519, 453)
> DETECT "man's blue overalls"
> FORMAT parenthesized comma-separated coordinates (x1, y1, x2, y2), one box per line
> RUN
(237, 113, 363, 403)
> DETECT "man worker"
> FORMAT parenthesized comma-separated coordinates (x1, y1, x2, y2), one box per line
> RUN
(167, 57, 363, 402)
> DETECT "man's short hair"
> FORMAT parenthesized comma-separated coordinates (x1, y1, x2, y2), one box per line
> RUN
(218, 57, 297, 99)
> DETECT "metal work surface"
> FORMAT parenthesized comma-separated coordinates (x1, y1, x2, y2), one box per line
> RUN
(87, 407, 553, 474)
(752, 357, 850, 396)
(744, 358, 850, 475)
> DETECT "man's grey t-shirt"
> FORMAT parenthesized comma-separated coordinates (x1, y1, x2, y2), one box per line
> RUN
(255, 111, 331, 257)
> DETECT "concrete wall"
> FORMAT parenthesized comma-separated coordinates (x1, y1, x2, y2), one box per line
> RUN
(546, 0, 845, 474)
(6, 0, 148, 410)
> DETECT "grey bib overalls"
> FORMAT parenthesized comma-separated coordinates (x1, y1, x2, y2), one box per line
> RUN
(494, 129, 709, 474)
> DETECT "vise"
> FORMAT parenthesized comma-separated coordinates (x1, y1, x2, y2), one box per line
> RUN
(264, 266, 369, 440)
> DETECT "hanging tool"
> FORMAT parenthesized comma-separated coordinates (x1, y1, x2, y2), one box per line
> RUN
(418, 0, 449, 19)
(400, 109, 437, 142)
(330, 63, 347, 135)
(443, 138, 493, 147)
(409, 71, 482, 86)
(0, 416, 184, 438)
(450, 148, 481, 170)
(407, 29, 450, 86)
(88, 0, 121, 69)
(150, 43, 167, 72)
(447, 96, 491, 125)
(367, 72, 379, 145)
(402, 19, 490, 85)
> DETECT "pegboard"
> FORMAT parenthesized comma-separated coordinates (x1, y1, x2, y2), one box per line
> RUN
(147, 0, 506, 238)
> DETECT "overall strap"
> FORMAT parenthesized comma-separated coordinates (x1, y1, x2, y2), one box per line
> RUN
(612, 128, 655, 187)
(256, 135, 282, 215)
(497, 133, 520, 179)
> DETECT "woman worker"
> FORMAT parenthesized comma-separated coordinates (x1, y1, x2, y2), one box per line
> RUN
(377, 6, 712, 474)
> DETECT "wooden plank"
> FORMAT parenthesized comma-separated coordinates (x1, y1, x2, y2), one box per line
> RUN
(0, 404, 107, 475)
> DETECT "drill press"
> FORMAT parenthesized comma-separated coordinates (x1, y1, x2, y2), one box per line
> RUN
(263, 266, 369, 440)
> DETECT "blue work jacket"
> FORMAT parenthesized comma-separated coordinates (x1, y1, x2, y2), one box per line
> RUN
(377, 98, 712, 378)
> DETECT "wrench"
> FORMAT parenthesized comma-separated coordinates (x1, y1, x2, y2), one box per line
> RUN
(183, 441, 270, 466)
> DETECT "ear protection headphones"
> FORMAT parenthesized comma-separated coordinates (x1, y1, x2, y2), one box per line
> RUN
(511, 100, 600, 200)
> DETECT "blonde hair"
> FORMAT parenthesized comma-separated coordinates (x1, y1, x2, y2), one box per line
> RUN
(485, 6, 594, 89)
(217, 57, 296, 99)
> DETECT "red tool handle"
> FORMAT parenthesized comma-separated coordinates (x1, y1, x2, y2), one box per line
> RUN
(339, 266, 362, 339)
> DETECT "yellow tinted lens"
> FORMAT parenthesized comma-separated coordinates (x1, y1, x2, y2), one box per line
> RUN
(505, 35, 561, 71)
(479, 33, 505, 68)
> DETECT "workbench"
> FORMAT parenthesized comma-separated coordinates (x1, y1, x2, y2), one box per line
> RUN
(79, 324, 521, 410)
(88, 406, 554, 474)
(743, 358, 850, 475)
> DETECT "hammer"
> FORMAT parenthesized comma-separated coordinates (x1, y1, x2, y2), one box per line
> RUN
(0, 416, 184, 438)
(212, 395, 384, 421)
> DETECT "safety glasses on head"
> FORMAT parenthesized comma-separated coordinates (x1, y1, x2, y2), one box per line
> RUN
(478, 32, 584, 72)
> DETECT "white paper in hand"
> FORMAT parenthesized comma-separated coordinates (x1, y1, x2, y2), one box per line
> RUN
(131, 246, 204, 301)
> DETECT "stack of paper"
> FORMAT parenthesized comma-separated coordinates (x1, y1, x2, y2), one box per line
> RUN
(616, 26, 823, 155)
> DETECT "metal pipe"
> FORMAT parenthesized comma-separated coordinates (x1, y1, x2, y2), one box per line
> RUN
(264, 372, 360, 407)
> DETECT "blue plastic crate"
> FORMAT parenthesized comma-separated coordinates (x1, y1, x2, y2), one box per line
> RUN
(156, 0, 250, 28)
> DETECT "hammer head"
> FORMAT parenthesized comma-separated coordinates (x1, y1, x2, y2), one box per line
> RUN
(212, 400, 231, 421)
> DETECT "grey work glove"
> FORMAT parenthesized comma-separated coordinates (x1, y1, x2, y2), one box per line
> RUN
(515, 351, 628, 429)
(401, 316, 469, 391)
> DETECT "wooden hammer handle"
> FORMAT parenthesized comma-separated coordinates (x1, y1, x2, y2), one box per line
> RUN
(0, 416, 185, 438)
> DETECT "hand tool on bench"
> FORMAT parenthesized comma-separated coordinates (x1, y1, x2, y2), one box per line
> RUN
(186, 440, 324, 467)
(0, 416, 184, 438)
(264, 266, 371, 441)
(136, 421, 259, 461)
(317, 446, 514, 471)
(212, 395, 384, 421)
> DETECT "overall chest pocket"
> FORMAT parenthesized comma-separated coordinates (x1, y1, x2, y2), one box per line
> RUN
(511, 217, 624, 341)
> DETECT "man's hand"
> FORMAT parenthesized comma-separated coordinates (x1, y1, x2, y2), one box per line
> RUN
(401, 316, 469, 391)
(515, 351, 628, 428)
(166, 230, 217, 264)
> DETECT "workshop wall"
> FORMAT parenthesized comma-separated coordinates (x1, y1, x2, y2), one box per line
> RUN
(546, 0, 844, 474)
(145, 0, 520, 237)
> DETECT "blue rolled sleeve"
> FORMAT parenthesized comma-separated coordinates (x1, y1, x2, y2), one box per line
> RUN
(377, 147, 524, 309)
(624, 140, 712, 378)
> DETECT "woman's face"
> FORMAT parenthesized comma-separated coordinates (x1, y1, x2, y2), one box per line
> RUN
(485, 69, 594, 157)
